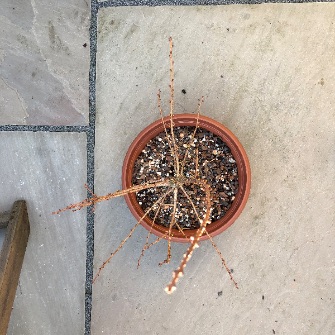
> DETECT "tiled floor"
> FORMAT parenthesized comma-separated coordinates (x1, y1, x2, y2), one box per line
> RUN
(1, 1, 334, 335)
(0, 0, 90, 334)
(93, 4, 335, 335)
(0, 133, 87, 334)
(0, 0, 90, 125)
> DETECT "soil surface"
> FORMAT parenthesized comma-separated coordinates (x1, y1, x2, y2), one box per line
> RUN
(132, 126, 239, 230)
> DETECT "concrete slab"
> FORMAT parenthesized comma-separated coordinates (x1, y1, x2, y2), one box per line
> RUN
(93, 4, 335, 335)
(0, 132, 87, 334)
(0, 0, 90, 125)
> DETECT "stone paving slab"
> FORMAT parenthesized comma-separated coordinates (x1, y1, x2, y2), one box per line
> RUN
(0, 132, 87, 334)
(93, 4, 335, 334)
(0, 0, 90, 125)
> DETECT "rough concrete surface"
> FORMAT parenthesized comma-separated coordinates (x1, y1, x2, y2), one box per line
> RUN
(0, 0, 90, 125)
(0, 132, 87, 334)
(93, 4, 335, 335)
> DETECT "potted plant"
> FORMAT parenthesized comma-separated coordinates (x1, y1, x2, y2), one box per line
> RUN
(54, 37, 251, 294)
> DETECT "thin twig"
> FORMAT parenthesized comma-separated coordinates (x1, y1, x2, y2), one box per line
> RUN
(204, 229, 238, 289)
(93, 188, 173, 283)
(195, 148, 199, 178)
(137, 196, 167, 268)
(158, 89, 174, 156)
(180, 96, 204, 175)
(168, 36, 180, 176)
(84, 183, 97, 213)
(179, 184, 201, 222)
(52, 180, 169, 214)
(173, 220, 187, 237)
(165, 180, 212, 294)
(159, 187, 178, 266)
(137, 235, 166, 268)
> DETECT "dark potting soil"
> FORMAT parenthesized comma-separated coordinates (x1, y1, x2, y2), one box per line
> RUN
(132, 126, 239, 230)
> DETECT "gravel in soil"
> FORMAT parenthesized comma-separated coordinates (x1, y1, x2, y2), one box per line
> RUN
(132, 126, 239, 230)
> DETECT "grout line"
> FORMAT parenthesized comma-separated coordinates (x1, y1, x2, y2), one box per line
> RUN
(98, 0, 335, 8)
(85, 0, 98, 334)
(0, 125, 89, 132)
(85, 130, 95, 335)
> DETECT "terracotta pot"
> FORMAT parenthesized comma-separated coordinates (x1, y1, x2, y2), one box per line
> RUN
(122, 114, 251, 243)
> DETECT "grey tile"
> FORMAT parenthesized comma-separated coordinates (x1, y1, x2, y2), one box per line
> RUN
(93, 4, 335, 335)
(0, 132, 87, 334)
(0, 1, 90, 125)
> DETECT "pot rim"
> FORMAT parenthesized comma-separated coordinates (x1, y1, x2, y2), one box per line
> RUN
(122, 114, 251, 243)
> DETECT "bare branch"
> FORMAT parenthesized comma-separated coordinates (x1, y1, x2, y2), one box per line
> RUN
(165, 181, 212, 294)
(195, 148, 199, 178)
(204, 229, 238, 289)
(53, 180, 169, 214)
(159, 187, 178, 266)
(179, 184, 201, 221)
(93, 188, 174, 283)
(180, 96, 204, 175)
(158, 89, 174, 162)
(168, 37, 180, 176)
(137, 235, 166, 268)
(137, 194, 167, 268)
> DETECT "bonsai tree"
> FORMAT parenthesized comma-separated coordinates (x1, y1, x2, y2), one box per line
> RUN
(54, 37, 237, 294)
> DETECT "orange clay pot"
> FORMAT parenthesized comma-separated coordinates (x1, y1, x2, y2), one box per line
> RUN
(122, 114, 251, 243)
